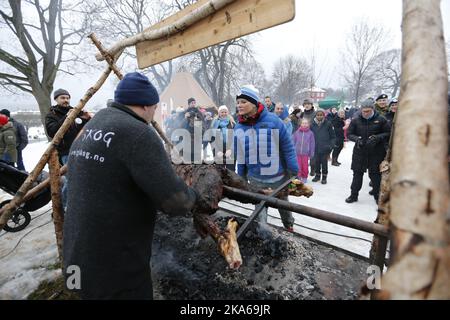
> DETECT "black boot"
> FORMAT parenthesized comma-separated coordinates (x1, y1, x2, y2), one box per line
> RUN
(312, 174, 321, 182)
(321, 174, 327, 184)
(331, 158, 340, 166)
(310, 169, 315, 177)
(345, 194, 358, 203)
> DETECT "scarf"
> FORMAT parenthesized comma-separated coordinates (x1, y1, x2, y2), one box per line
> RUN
(238, 102, 265, 126)
(298, 126, 310, 133)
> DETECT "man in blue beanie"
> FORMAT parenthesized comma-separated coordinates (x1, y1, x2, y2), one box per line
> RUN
(63, 72, 199, 299)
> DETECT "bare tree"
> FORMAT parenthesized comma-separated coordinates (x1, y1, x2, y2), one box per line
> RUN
(272, 55, 311, 105)
(369, 49, 402, 98)
(0, 0, 94, 125)
(191, 39, 254, 106)
(87, 0, 173, 92)
(224, 46, 267, 108)
(341, 19, 389, 106)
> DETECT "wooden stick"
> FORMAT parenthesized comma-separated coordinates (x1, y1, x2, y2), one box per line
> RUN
(95, 0, 237, 61)
(375, 0, 450, 299)
(19, 165, 67, 204)
(48, 150, 64, 267)
(88, 33, 123, 80)
(368, 109, 398, 282)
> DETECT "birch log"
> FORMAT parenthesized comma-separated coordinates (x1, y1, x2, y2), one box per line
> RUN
(376, 0, 450, 299)
(95, 0, 237, 61)
(48, 150, 64, 267)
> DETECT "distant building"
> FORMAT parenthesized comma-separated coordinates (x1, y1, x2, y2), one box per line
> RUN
(301, 87, 327, 104)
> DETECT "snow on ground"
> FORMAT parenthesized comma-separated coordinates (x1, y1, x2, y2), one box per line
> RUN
(0, 140, 58, 300)
(0, 138, 378, 299)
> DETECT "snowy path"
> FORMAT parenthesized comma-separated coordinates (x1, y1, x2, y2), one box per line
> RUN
(0, 139, 378, 299)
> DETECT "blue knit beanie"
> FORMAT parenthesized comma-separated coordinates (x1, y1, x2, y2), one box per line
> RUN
(114, 72, 159, 106)
(236, 85, 260, 106)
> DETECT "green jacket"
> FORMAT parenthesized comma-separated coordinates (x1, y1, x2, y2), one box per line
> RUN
(0, 122, 17, 164)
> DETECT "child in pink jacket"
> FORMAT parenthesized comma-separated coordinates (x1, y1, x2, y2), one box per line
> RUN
(292, 119, 315, 183)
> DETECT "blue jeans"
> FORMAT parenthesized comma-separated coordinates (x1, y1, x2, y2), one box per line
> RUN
(60, 155, 69, 209)
(16, 148, 26, 171)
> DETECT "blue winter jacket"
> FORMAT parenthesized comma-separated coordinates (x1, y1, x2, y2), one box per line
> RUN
(233, 107, 299, 181)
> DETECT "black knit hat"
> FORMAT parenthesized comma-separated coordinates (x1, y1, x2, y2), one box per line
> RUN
(0, 109, 10, 118)
(114, 72, 159, 106)
(54, 88, 71, 100)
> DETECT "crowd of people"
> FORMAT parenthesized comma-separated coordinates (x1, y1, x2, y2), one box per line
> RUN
(162, 89, 397, 204)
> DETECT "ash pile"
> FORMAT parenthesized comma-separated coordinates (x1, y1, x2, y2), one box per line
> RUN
(151, 211, 369, 300)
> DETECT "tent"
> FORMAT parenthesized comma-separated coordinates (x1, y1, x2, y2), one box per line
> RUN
(318, 98, 342, 110)
(155, 72, 216, 126)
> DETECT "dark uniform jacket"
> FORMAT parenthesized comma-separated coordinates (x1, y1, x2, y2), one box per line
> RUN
(310, 119, 336, 155)
(10, 118, 28, 150)
(331, 116, 345, 144)
(347, 112, 391, 173)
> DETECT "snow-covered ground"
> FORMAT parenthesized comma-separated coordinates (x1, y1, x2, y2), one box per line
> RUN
(0, 140, 58, 300)
(0, 139, 378, 299)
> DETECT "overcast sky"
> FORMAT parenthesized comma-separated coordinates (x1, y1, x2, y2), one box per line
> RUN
(1, 0, 450, 110)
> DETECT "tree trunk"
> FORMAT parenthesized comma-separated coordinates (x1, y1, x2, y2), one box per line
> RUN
(34, 89, 52, 130)
(376, 0, 450, 299)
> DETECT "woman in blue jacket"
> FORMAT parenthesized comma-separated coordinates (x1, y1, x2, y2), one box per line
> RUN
(233, 86, 299, 232)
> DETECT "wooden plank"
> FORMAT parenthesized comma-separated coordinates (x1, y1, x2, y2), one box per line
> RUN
(136, 0, 295, 68)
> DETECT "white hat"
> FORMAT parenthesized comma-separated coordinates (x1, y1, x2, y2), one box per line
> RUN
(218, 105, 229, 112)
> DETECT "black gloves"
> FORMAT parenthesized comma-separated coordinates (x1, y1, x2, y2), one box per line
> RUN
(355, 137, 365, 149)
(366, 135, 379, 148)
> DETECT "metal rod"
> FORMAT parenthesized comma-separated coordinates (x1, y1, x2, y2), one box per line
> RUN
(236, 177, 294, 240)
(223, 186, 389, 238)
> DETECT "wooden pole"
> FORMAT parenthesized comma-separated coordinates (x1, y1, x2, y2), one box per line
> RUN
(95, 0, 238, 61)
(369, 112, 398, 278)
(48, 150, 64, 267)
(19, 165, 67, 205)
(376, 0, 450, 299)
